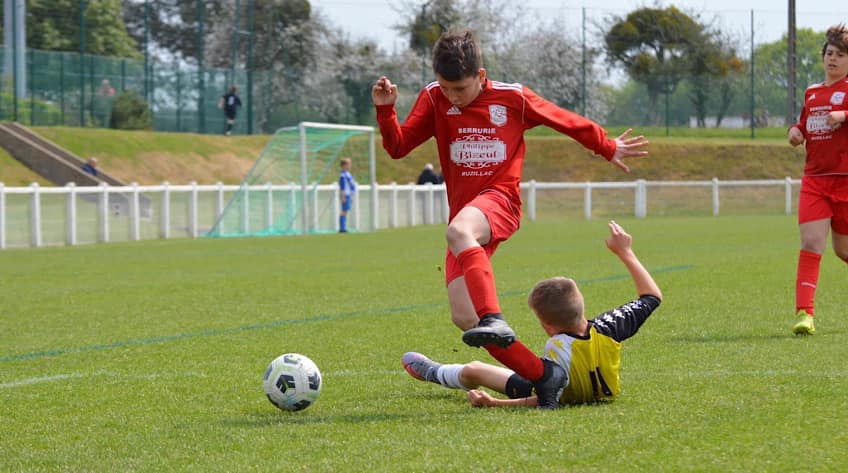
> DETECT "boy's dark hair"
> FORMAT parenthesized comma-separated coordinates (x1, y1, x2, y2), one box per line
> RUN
(432, 30, 483, 81)
(822, 24, 848, 57)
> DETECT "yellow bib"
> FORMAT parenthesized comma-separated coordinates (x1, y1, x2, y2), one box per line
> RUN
(545, 325, 622, 405)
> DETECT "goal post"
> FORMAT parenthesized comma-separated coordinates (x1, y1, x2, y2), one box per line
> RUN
(205, 122, 376, 238)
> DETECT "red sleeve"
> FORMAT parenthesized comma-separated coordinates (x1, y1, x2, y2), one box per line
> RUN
(521, 86, 617, 160)
(375, 88, 436, 159)
(793, 95, 808, 140)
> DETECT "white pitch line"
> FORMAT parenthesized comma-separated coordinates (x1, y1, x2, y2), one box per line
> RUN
(326, 369, 403, 377)
(4, 367, 845, 391)
(0, 373, 84, 389)
(0, 370, 408, 397)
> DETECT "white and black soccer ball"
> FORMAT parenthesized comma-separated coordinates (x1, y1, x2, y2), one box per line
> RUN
(262, 353, 322, 411)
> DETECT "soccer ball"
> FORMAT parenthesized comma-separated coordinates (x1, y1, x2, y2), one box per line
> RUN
(262, 353, 322, 411)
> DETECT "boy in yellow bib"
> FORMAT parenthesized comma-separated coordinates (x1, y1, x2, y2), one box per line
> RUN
(402, 220, 662, 408)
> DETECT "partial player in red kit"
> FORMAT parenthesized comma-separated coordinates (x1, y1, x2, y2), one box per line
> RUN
(787, 23, 848, 335)
(371, 29, 649, 408)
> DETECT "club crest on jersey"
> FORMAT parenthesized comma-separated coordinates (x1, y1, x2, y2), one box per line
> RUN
(489, 104, 507, 126)
(831, 92, 846, 105)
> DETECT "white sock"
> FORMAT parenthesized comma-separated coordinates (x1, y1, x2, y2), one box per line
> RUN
(436, 364, 469, 390)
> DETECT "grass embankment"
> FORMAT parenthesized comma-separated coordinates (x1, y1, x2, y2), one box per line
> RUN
(0, 126, 805, 186)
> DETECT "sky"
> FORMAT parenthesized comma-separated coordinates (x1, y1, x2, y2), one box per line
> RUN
(309, 0, 848, 53)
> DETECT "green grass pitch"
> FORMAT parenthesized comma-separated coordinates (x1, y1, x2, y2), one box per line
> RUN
(1, 216, 846, 472)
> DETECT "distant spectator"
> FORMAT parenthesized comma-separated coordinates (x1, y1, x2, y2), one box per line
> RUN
(97, 79, 115, 97)
(218, 85, 242, 136)
(93, 80, 116, 127)
(81, 157, 99, 177)
(416, 163, 442, 185)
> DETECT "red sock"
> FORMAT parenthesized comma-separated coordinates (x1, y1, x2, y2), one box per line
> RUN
(485, 342, 544, 381)
(456, 247, 501, 318)
(455, 247, 543, 380)
(795, 249, 821, 315)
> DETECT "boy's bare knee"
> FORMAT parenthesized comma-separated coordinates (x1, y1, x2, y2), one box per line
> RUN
(460, 361, 487, 386)
(445, 224, 466, 247)
(800, 239, 826, 254)
(832, 235, 848, 261)
(451, 311, 477, 331)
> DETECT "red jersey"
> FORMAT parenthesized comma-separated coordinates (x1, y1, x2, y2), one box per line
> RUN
(794, 78, 848, 176)
(376, 79, 617, 220)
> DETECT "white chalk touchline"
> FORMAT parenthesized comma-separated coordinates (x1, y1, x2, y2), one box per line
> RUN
(9, 367, 839, 390)
(0, 372, 84, 388)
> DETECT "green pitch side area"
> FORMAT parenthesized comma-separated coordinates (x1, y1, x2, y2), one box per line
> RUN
(1, 216, 845, 472)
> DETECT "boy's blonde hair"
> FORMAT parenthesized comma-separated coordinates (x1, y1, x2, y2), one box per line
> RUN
(822, 24, 848, 56)
(340, 157, 352, 168)
(527, 277, 584, 327)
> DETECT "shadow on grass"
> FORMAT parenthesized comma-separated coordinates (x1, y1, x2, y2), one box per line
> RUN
(227, 389, 602, 427)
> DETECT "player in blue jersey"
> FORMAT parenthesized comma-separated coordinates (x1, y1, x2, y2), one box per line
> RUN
(402, 220, 662, 408)
(338, 157, 356, 233)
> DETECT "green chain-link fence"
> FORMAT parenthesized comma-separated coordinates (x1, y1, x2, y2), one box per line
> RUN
(0, 47, 267, 135)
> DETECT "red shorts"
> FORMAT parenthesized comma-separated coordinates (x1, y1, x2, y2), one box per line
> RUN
(798, 175, 848, 234)
(444, 191, 521, 286)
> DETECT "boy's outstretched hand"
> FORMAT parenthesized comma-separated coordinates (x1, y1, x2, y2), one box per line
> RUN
(372, 76, 399, 106)
(467, 389, 497, 407)
(605, 220, 633, 256)
(610, 129, 649, 173)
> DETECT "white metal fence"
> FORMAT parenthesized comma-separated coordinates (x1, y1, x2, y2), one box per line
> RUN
(0, 178, 800, 249)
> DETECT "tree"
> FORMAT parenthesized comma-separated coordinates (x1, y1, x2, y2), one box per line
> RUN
(392, 0, 461, 55)
(497, 22, 585, 111)
(686, 29, 745, 127)
(206, 0, 315, 70)
(334, 40, 387, 124)
(25, 0, 140, 58)
(604, 6, 703, 124)
(122, 0, 221, 63)
(753, 28, 824, 125)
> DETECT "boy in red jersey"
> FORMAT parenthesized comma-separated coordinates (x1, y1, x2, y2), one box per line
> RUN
(787, 24, 848, 335)
(372, 30, 649, 408)
(402, 221, 662, 408)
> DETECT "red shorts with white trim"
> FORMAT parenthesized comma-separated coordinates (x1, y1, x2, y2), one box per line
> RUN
(444, 191, 521, 286)
(798, 175, 848, 234)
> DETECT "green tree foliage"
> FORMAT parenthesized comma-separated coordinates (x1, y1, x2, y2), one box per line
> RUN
(604, 6, 704, 124)
(497, 22, 588, 112)
(123, 0, 212, 63)
(246, 0, 316, 72)
(404, 0, 460, 55)
(123, 0, 313, 68)
(687, 31, 745, 127)
(25, 0, 140, 58)
(753, 28, 824, 124)
(110, 90, 152, 130)
(336, 41, 384, 125)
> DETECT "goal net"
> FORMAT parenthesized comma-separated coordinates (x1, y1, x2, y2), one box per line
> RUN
(206, 122, 376, 238)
